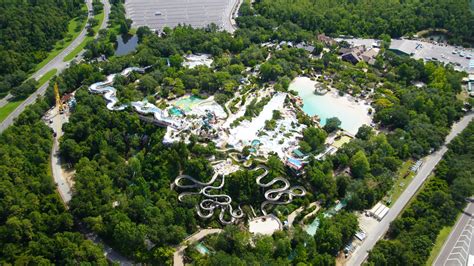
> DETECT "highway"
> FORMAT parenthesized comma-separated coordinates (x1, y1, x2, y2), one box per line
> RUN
(0, 0, 110, 133)
(434, 200, 474, 266)
(347, 113, 474, 266)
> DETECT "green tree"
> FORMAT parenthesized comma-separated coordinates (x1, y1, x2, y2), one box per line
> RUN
(323, 117, 341, 133)
(350, 150, 370, 178)
(300, 127, 327, 153)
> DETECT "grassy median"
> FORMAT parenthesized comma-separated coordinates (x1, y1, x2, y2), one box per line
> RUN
(63, 10, 105, 62)
(34, 4, 88, 72)
(0, 69, 57, 123)
(425, 213, 461, 265)
(0, 101, 23, 122)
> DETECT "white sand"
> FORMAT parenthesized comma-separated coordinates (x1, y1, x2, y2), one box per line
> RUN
(228, 92, 287, 146)
(290, 77, 372, 135)
(248, 215, 283, 235)
(183, 54, 213, 68)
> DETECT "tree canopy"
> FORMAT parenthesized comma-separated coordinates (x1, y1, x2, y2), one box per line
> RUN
(0, 0, 85, 97)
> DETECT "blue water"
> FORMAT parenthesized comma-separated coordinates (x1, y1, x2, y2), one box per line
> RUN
(305, 218, 320, 236)
(290, 77, 371, 135)
(305, 200, 347, 236)
(115, 35, 138, 56)
(251, 139, 261, 147)
(169, 107, 184, 116)
(196, 243, 210, 255)
(174, 95, 203, 112)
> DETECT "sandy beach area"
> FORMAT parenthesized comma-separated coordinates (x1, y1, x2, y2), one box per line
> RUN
(290, 77, 372, 135)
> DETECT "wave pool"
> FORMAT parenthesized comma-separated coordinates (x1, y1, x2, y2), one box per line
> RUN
(290, 77, 372, 135)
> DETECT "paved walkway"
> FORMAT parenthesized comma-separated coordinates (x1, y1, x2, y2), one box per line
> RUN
(173, 229, 223, 266)
(346, 113, 474, 266)
(287, 202, 319, 227)
(434, 201, 474, 266)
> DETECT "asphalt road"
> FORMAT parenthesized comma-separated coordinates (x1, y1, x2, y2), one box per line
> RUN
(434, 201, 474, 266)
(46, 107, 72, 204)
(46, 103, 133, 265)
(347, 113, 474, 266)
(0, 0, 111, 134)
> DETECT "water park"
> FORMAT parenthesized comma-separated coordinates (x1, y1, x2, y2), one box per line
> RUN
(289, 76, 373, 135)
(172, 163, 306, 226)
(88, 65, 375, 230)
(182, 54, 213, 69)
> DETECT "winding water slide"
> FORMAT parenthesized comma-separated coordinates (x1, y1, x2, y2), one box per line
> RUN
(88, 67, 182, 129)
(174, 168, 244, 225)
(253, 165, 306, 215)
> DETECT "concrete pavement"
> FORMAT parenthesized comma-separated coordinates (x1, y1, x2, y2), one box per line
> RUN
(0, 0, 110, 134)
(434, 201, 474, 266)
(346, 113, 474, 266)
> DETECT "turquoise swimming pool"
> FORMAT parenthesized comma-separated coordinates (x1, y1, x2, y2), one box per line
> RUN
(305, 218, 320, 236)
(305, 200, 347, 236)
(174, 95, 204, 112)
(290, 77, 372, 135)
(251, 139, 261, 147)
(195, 243, 210, 255)
(169, 107, 184, 116)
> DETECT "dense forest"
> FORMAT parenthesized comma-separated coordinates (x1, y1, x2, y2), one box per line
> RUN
(188, 212, 357, 264)
(0, 101, 106, 264)
(367, 121, 474, 265)
(252, 0, 474, 46)
(0, 0, 85, 97)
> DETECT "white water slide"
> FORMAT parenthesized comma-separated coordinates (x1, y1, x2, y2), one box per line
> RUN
(88, 67, 182, 129)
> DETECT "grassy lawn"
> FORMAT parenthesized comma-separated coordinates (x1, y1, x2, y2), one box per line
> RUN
(37, 69, 57, 87)
(63, 11, 105, 62)
(0, 69, 57, 123)
(425, 221, 458, 265)
(34, 4, 88, 72)
(385, 160, 415, 205)
(0, 100, 23, 122)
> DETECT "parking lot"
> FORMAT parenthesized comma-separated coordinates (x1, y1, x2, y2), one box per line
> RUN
(339, 38, 474, 74)
(124, 0, 239, 33)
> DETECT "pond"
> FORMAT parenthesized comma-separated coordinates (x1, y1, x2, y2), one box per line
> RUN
(115, 35, 138, 56)
(290, 77, 372, 135)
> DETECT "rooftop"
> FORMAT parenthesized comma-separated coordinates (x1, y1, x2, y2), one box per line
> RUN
(389, 39, 421, 55)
